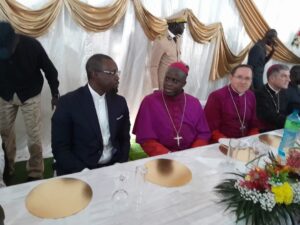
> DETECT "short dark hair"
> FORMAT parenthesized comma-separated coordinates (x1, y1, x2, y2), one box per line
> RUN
(86, 54, 113, 80)
(231, 64, 253, 76)
(290, 65, 300, 85)
(265, 29, 277, 39)
(266, 64, 289, 80)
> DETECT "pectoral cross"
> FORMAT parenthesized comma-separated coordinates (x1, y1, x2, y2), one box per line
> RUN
(174, 134, 183, 146)
(240, 124, 246, 136)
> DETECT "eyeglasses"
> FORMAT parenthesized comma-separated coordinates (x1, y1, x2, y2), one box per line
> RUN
(95, 70, 121, 76)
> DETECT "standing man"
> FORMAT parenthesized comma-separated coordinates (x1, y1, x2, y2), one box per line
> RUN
(204, 65, 259, 143)
(0, 22, 59, 181)
(133, 62, 211, 156)
(52, 54, 130, 176)
(255, 64, 290, 132)
(150, 10, 187, 90)
(247, 29, 277, 90)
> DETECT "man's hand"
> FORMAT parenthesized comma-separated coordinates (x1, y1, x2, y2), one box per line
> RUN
(51, 95, 59, 110)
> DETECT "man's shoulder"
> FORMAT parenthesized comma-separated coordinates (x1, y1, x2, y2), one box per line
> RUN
(60, 86, 86, 101)
(209, 86, 228, 97)
(19, 35, 40, 47)
(185, 93, 201, 103)
(154, 33, 172, 44)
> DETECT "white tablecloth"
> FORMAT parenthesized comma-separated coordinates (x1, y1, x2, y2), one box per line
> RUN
(0, 131, 282, 225)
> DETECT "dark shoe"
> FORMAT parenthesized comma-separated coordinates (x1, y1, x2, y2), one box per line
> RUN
(27, 176, 42, 182)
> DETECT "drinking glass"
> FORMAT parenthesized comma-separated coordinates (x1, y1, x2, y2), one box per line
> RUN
(111, 174, 129, 224)
(251, 138, 270, 166)
(228, 138, 240, 161)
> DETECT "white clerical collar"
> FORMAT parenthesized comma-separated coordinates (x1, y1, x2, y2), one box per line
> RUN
(88, 84, 106, 101)
(229, 85, 245, 96)
(267, 83, 280, 94)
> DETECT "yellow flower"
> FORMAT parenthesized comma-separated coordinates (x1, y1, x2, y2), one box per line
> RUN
(271, 182, 294, 205)
(245, 175, 251, 181)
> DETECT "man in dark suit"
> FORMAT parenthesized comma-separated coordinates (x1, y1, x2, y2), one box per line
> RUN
(255, 64, 290, 132)
(51, 54, 130, 175)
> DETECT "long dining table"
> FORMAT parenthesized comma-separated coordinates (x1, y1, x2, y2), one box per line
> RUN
(0, 130, 282, 225)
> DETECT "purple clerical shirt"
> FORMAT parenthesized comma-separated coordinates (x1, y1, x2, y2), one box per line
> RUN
(133, 91, 211, 152)
(204, 85, 258, 138)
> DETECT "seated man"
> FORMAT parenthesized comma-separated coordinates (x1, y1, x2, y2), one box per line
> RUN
(133, 62, 211, 156)
(255, 64, 290, 132)
(204, 65, 259, 143)
(52, 54, 130, 175)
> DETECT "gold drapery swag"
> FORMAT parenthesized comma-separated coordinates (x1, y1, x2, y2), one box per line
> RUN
(0, 0, 299, 80)
(0, 0, 62, 37)
(64, 0, 128, 32)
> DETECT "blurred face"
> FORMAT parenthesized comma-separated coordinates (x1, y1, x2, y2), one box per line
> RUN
(175, 23, 185, 35)
(265, 31, 277, 46)
(91, 59, 119, 94)
(229, 67, 252, 94)
(169, 22, 185, 36)
(163, 68, 186, 96)
(269, 70, 290, 90)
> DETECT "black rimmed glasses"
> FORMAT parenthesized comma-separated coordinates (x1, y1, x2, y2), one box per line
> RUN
(95, 70, 121, 76)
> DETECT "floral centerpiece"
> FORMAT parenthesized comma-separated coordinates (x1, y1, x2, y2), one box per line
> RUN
(215, 150, 300, 225)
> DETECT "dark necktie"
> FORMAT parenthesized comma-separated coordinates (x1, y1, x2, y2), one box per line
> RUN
(173, 37, 177, 43)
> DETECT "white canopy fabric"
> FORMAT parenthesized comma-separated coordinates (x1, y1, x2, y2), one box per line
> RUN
(10, 0, 300, 160)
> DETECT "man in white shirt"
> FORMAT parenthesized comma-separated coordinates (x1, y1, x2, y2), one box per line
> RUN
(51, 54, 130, 175)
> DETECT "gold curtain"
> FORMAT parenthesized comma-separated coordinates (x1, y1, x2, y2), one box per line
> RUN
(0, 0, 62, 37)
(187, 10, 251, 80)
(132, 0, 167, 40)
(235, 0, 300, 64)
(64, 0, 128, 32)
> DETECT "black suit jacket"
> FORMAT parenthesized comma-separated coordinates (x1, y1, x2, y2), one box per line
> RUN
(255, 84, 288, 132)
(51, 85, 130, 175)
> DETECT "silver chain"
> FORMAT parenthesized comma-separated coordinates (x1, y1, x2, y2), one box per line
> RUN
(161, 92, 187, 145)
(265, 86, 280, 113)
(228, 86, 247, 134)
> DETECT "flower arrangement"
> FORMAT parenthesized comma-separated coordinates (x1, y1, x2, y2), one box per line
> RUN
(215, 150, 300, 225)
(291, 31, 300, 48)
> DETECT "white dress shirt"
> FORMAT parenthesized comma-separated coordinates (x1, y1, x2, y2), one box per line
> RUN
(88, 84, 114, 164)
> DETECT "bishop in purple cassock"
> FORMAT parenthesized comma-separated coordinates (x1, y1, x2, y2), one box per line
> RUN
(204, 64, 259, 143)
(133, 62, 211, 156)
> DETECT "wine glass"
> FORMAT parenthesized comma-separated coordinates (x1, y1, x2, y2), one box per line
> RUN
(251, 138, 270, 166)
(134, 165, 148, 211)
(111, 174, 129, 224)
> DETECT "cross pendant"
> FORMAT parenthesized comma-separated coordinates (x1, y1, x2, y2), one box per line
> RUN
(174, 134, 183, 146)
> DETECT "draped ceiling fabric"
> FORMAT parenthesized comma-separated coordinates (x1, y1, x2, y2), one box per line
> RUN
(0, 0, 62, 37)
(64, 0, 128, 32)
(0, 0, 299, 159)
(132, 0, 167, 40)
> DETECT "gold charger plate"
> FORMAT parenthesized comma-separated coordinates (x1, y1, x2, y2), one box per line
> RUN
(219, 145, 256, 163)
(259, 134, 281, 149)
(25, 178, 92, 219)
(145, 159, 192, 187)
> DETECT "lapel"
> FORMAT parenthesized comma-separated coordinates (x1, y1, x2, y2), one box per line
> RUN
(79, 85, 102, 141)
(105, 92, 116, 138)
